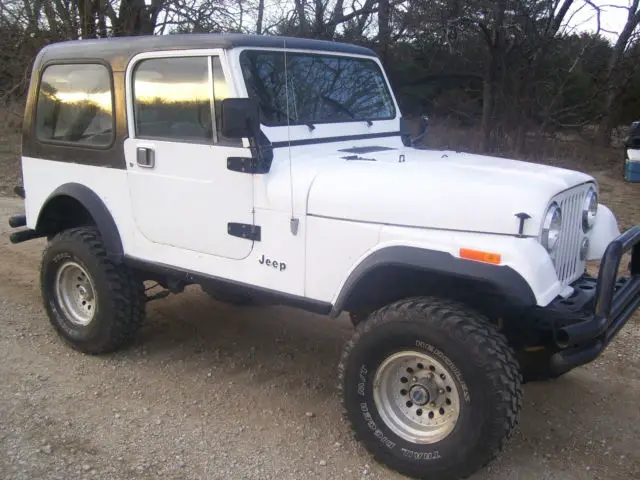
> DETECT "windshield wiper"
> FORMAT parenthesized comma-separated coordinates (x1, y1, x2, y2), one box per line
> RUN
(320, 95, 372, 126)
(261, 102, 315, 131)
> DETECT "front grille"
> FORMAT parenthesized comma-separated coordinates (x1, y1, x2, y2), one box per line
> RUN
(551, 184, 591, 284)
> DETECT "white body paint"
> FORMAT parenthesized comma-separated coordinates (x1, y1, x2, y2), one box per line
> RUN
(21, 45, 622, 309)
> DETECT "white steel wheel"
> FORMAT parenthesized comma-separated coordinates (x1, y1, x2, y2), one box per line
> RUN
(373, 350, 461, 444)
(54, 261, 97, 326)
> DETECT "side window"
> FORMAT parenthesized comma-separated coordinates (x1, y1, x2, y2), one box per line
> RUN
(133, 57, 212, 142)
(36, 63, 113, 147)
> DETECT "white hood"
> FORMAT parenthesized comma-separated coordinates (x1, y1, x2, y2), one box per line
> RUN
(305, 147, 594, 237)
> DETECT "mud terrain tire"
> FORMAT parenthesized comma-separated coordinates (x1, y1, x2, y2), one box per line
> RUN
(41, 227, 145, 354)
(339, 297, 522, 479)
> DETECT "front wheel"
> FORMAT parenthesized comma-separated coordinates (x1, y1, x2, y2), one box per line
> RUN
(339, 297, 522, 480)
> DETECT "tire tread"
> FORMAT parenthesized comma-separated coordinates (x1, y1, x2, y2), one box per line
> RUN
(338, 297, 523, 479)
(42, 227, 144, 354)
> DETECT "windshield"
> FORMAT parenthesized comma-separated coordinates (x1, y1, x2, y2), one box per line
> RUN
(239, 50, 396, 127)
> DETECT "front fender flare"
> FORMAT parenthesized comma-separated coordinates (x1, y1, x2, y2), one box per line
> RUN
(330, 246, 537, 317)
(37, 183, 124, 262)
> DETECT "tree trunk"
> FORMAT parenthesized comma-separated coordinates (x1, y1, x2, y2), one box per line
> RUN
(480, 53, 497, 153)
(256, 0, 265, 34)
(378, 0, 391, 61)
(596, 1, 640, 146)
(295, 0, 308, 35)
(78, 0, 96, 39)
(96, 0, 107, 37)
(326, 0, 344, 38)
(478, 0, 506, 153)
(312, 0, 326, 38)
(513, 115, 527, 155)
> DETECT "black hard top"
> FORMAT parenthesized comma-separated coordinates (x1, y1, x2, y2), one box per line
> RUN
(35, 33, 378, 72)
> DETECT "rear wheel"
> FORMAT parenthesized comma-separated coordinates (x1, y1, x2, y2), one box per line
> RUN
(339, 297, 522, 479)
(41, 227, 145, 354)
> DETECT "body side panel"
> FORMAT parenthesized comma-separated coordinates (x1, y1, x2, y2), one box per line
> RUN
(22, 157, 308, 296)
(23, 157, 135, 242)
(307, 216, 567, 309)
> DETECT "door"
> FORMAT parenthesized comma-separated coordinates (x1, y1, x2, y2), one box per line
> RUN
(124, 52, 255, 259)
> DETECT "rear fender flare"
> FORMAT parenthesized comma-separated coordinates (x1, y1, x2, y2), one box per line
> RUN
(37, 183, 124, 262)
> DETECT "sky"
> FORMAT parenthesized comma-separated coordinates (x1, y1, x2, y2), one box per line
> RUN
(566, 0, 634, 40)
(145, 0, 635, 43)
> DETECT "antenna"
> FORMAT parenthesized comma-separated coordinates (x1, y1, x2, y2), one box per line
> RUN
(284, 39, 299, 235)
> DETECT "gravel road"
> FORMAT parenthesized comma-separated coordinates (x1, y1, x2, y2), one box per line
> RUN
(0, 195, 639, 480)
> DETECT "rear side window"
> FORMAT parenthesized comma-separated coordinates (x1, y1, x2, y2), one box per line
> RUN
(36, 63, 114, 147)
(133, 57, 212, 142)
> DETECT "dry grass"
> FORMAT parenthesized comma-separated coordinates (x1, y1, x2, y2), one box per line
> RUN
(423, 122, 624, 174)
(0, 104, 23, 197)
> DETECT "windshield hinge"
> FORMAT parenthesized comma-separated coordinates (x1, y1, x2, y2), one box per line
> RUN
(515, 212, 531, 237)
(228, 222, 261, 241)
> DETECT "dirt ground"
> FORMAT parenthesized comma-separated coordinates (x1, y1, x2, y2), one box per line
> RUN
(0, 142, 639, 479)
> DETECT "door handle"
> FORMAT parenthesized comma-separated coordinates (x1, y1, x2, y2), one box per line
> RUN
(136, 147, 155, 168)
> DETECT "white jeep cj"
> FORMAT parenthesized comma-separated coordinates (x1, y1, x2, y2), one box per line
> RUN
(9, 33, 640, 480)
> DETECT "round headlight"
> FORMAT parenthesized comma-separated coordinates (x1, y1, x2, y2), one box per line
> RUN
(542, 203, 562, 252)
(582, 189, 598, 232)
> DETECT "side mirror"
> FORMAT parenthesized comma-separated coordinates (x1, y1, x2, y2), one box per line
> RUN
(220, 98, 260, 139)
(400, 115, 428, 147)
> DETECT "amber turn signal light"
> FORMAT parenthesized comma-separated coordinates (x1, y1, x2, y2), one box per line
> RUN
(459, 248, 502, 265)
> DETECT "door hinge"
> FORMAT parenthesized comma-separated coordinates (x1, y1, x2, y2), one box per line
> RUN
(227, 157, 267, 174)
(227, 222, 261, 241)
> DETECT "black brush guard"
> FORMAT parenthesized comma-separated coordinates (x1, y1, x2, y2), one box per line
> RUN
(549, 226, 640, 375)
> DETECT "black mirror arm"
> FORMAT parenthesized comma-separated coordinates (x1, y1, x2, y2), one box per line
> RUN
(245, 121, 261, 163)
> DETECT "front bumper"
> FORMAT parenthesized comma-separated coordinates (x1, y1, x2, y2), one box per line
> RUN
(539, 226, 640, 375)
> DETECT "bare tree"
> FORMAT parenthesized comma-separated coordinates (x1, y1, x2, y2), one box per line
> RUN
(509, 0, 575, 153)
(596, 0, 640, 145)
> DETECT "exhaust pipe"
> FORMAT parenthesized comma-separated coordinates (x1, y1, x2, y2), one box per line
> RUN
(8, 214, 26, 228)
(10, 229, 44, 244)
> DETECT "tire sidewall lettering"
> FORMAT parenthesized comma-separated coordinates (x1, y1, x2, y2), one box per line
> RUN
(357, 365, 367, 396)
(347, 330, 479, 466)
(359, 401, 397, 451)
(415, 339, 471, 404)
(401, 448, 441, 461)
